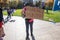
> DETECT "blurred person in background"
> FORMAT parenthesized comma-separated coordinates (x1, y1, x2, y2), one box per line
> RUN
(0, 6, 5, 40)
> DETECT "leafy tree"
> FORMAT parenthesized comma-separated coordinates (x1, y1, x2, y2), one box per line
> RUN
(8, 1, 18, 8)
(17, 1, 23, 9)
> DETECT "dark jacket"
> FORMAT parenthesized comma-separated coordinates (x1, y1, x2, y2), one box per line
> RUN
(0, 8, 3, 22)
(7, 9, 13, 15)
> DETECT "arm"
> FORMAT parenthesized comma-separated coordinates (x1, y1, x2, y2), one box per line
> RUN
(29, 19, 33, 22)
(21, 7, 26, 18)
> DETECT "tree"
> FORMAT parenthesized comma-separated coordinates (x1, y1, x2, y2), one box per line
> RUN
(35, 1, 42, 8)
(17, 1, 23, 9)
(8, 1, 18, 8)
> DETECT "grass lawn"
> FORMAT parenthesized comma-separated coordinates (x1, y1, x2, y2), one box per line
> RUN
(3, 9, 60, 22)
(3, 9, 22, 16)
(44, 10, 60, 22)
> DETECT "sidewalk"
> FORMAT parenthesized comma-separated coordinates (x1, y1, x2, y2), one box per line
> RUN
(3, 16, 60, 40)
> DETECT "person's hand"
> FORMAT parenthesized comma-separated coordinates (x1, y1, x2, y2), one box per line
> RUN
(2, 21, 4, 25)
(29, 19, 33, 22)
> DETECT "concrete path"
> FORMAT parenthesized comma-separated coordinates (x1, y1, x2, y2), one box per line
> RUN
(3, 16, 60, 40)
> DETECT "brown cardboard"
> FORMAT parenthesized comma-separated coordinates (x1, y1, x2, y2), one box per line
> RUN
(25, 6, 44, 20)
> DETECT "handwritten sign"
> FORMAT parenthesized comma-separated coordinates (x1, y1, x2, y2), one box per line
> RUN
(25, 6, 44, 20)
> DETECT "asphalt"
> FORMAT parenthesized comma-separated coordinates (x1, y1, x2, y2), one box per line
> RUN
(2, 16, 60, 40)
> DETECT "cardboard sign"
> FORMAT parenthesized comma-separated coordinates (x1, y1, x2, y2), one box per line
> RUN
(25, 6, 44, 20)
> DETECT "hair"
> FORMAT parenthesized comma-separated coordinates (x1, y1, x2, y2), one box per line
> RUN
(24, 3, 35, 7)
(24, 3, 30, 6)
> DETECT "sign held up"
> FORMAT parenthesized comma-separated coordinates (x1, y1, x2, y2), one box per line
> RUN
(25, 6, 44, 20)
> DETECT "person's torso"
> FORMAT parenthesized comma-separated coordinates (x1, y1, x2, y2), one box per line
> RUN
(23, 7, 33, 22)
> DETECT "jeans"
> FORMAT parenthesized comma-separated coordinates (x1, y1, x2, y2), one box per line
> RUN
(4, 15, 11, 23)
(25, 19, 33, 38)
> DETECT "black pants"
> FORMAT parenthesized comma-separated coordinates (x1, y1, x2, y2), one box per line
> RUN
(8, 14, 11, 19)
(25, 19, 33, 38)
(4, 14, 11, 23)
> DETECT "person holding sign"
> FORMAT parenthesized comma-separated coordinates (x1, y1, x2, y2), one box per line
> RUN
(22, 3, 35, 40)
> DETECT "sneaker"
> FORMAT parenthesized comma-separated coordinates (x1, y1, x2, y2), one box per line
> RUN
(26, 37, 30, 40)
(31, 35, 35, 40)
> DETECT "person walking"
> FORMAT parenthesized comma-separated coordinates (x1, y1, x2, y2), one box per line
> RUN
(7, 7, 12, 19)
(4, 7, 12, 23)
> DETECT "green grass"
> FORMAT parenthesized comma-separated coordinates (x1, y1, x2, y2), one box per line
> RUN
(44, 10, 60, 22)
(3, 9, 22, 16)
(3, 9, 60, 22)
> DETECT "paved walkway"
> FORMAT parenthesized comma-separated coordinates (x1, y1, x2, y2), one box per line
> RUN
(3, 16, 60, 40)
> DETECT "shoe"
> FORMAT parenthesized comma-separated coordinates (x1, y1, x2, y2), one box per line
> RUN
(31, 34, 33, 36)
(2, 34, 5, 37)
(26, 37, 30, 40)
(31, 35, 35, 40)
